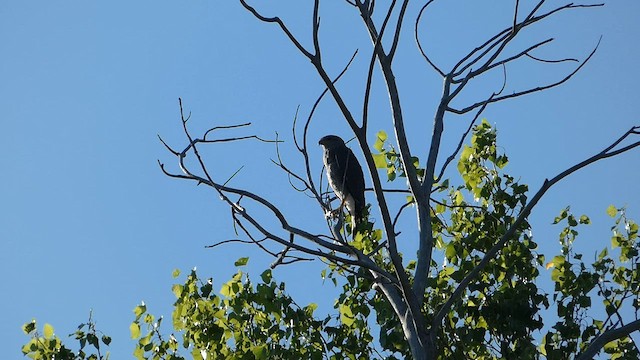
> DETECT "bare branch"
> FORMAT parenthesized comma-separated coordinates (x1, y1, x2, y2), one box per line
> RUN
(161, 101, 410, 282)
(312, 0, 321, 59)
(295, 49, 359, 208)
(222, 166, 244, 187)
(239, 0, 314, 59)
(525, 52, 578, 64)
(205, 237, 264, 249)
(477, 38, 555, 75)
(157, 135, 180, 156)
(359, 0, 397, 130)
(415, 0, 445, 77)
(168, 102, 354, 257)
(448, 37, 601, 115)
(270, 233, 314, 269)
(393, 201, 414, 229)
(413, 74, 452, 301)
(430, 197, 485, 211)
(272, 132, 313, 194)
(158, 160, 192, 181)
(228, 213, 280, 257)
(356, 3, 430, 354)
(577, 319, 640, 360)
(203, 122, 251, 139)
(388, 0, 410, 61)
(513, 0, 520, 30)
(362, 45, 377, 132)
(451, 2, 603, 80)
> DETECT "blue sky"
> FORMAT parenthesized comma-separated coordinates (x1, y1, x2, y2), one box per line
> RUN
(1, 1, 639, 358)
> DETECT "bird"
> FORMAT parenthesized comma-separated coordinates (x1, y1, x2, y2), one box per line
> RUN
(318, 135, 366, 230)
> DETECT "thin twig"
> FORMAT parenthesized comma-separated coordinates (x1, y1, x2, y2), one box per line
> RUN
(239, 0, 314, 59)
(449, 37, 601, 115)
(414, 0, 445, 77)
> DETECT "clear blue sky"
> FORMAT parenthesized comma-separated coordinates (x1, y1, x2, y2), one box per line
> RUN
(1, 1, 638, 358)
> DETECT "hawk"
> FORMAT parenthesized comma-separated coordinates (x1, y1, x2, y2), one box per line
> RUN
(319, 135, 366, 229)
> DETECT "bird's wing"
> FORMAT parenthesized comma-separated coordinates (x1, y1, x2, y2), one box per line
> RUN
(331, 147, 366, 213)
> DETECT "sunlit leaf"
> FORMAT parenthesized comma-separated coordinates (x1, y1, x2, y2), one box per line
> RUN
(374, 130, 388, 152)
(43, 323, 54, 339)
(129, 322, 141, 339)
(339, 304, 355, 327)
(134, 304, 147, 318)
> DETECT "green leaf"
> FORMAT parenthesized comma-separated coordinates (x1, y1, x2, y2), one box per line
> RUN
(611, 235, 621, 249)
(43, 323, 54, 339)
(454, 190, 463, 206)
(251, 344, 268, 359)
(568, 215, 578, 227)
(606, 205, 617, 218)
(87, 333, 99, 348)
(553, 207, 569, 224)
(172, 268, 181, 278)
(305, 303, 318, 315)
(261, 269, 272, 284)
(133, 304, 147, 319)
(339, 304, 355, 327)
(597, 248, 608, 261)
(374, 130, 388, 152)
(495, 154, 508, 169)
(221, 273, 242, 297)
(172, 284, 183, 298)
(539, 335, 547, 356)
(133, 347, 145, 360)
(234, 257, 249, 266)
(387, 166, 396, 182)
(372, 153, 387, 169)
(130, 322, 141, 339)
(22, 320, 36, 335)
(102, 335, 112, 346)
(445, 243, 457, 261)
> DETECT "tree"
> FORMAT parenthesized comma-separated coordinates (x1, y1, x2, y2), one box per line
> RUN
(23, 1, 640, 359)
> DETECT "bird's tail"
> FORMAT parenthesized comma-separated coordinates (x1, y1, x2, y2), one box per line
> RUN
(350, 207, 368, 235)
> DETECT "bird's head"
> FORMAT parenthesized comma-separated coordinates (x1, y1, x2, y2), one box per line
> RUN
(318, 135, 345, 149)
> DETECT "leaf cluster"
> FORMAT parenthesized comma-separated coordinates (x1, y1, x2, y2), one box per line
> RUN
(541, 207, 640, 359)
(22, 315, 111, 360)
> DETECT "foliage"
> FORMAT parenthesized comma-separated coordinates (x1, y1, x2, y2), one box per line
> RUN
(22, 121, 640, 359)
(368, 120, 547, 358)
(22, 313, 111, 360)
(429, 120, 544, 358)
(541, 206, 640, 359)
(128, 264, 378, 360)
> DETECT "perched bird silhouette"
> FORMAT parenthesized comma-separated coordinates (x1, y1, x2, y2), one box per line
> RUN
(319, 135, 366, 229)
